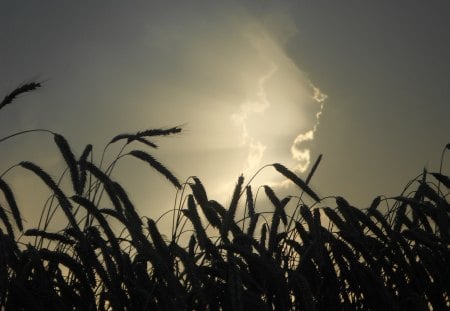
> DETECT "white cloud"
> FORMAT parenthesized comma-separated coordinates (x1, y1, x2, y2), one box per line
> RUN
(290, 85, 327, 173)
(229, 21, 327, 177)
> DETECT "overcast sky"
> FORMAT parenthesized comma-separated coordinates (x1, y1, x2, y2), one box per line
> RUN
(1, 1, 449, 227)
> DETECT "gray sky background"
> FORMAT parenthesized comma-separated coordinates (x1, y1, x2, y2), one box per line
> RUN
(1, 1, 449, 228)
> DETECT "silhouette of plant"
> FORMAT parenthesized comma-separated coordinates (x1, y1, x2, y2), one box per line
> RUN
(0, 83, 448, 310)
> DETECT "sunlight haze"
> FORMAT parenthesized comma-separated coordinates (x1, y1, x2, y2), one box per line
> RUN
(1, 0, 449, 226)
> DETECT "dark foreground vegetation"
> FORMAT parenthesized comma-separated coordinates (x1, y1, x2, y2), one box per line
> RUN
(0, 84, 449, 310)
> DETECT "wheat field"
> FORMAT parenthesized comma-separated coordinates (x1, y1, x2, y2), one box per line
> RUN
(0, 84, 448, 310)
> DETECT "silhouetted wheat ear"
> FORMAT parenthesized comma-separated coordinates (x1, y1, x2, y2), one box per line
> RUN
(109, 126, 181, 145)
(294, 220, 311, 243)
(24, 228, 75, 245)
(79, 143, 93, 162)
(136, 126, 182, 137)
(184, 195, 213, 257)
(0, 178, 22, 232)
(0, 204, 15, 238)
(221, 175, 244, 241)
(419, 182, 450, 212)
(108, 133, 134, 144)
(201, 201, 222, 229)
(54, 133, 82, 195)
(247, 212, 259, 237)
(129, 150, 181, 189)
(263, 185, 289, 255)
(305, 154, 323, 185)
(112, 181, 143, 232)
(147, 218, 170, 260)
(190, 177, 209, 206)
(70, 195, 123, 267)
(322, 207, 348, 232)
(84, 161, 124, 214)
(272, 163, 321, 202)
(260, 223, 268, 248)
(368, 195, 382, 212)
(352, 205, 387, 242)
(19, 161, 80, 233)
(0, 82, 41, 111)
(38, 248, 94, 298)
(190, 178, 223, 229)
(431, 172, 450, 188)
(78, 144, 92, 193)
(131, 136, 158, 148)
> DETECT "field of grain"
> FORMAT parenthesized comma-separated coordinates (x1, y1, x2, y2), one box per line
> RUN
(1, 84, 448, 310)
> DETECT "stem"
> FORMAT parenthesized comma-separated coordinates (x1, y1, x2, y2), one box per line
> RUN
(0, 129, 54, 144)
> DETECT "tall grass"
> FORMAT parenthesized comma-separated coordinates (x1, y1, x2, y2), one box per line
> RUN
(0, 84, 448, 310)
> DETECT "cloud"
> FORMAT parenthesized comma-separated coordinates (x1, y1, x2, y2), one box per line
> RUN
(226, 19, 327, 177)
(290, 85, 327, 173)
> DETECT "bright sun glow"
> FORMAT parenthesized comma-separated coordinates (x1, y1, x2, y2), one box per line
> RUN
(231, 27, 327, 180)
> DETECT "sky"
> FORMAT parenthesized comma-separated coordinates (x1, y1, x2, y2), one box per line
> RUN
(1, 1, 450, 228)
